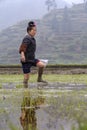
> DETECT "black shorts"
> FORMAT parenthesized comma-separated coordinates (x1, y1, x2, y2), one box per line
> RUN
(21, 59, 39, 74)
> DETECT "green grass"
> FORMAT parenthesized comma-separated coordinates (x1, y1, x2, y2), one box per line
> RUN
(0, 74, 87, 84)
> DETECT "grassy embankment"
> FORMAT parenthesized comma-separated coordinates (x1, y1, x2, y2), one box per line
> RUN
(0, 64, 87, 88)
(0, 74, 87, 86)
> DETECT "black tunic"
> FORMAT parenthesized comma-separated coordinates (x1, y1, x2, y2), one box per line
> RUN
(19, 34, 36, 62)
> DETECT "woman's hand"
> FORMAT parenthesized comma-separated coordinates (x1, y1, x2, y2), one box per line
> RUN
(21, 52, 26, 62)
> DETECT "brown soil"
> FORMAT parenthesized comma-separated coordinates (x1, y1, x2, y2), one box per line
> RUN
(0, 66, 87, 74)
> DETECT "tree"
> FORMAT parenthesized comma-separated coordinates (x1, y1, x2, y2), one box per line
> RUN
(84, 0, 87, 2)
(84, 0, 87, 12)
(45, 0, 57, 12)
(62, 6, 72, 32)
(50, 15, 59, 33)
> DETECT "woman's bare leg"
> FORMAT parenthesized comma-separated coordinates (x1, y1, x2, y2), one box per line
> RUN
(23, 73, 30, 88)
(36, 61, 47, 82)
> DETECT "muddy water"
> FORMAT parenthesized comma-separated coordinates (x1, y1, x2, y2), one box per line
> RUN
(0, 83, 87, 130)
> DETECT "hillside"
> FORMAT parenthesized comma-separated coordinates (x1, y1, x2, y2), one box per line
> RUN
(0, 0, 68, 30)
(0, 3, 87, 65)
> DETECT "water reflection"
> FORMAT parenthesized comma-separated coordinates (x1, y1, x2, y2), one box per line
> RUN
(0, 83, 87, 130)
(20, 90, 45, 130)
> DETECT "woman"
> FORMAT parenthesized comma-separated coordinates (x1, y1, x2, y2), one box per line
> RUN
(19, 21, 47, 88)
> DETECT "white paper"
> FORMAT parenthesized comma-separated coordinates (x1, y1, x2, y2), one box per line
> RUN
(40, 59, 48, 66)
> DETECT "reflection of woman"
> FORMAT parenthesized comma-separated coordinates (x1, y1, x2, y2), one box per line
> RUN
(20, 91, 44, 130)
(19, 21, 47, 88)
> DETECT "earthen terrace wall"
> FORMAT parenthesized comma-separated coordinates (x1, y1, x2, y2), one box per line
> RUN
(0, 65, 87, 74)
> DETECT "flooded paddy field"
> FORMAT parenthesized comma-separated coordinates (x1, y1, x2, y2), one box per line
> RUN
(0, 82, 87, 130)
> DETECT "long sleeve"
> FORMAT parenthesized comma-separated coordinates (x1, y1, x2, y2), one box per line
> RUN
(19, 44, 27, 53)
(19, 37, 30, 53)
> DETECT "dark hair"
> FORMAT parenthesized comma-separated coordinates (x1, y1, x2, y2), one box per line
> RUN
(27, 21, 36, 32)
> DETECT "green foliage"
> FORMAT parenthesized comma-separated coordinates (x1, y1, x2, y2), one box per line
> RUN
(45, 90, 87, 130)
(0, 84, 2, 89)
(0, 80, 87, 129)
(9, 123, 18, 130)
(72, 121, 87, 130)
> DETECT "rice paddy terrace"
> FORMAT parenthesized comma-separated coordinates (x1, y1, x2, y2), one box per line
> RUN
(0, 81, 87, 130)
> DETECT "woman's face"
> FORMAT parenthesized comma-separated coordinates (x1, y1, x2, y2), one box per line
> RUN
(29, 26, 37, 37)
